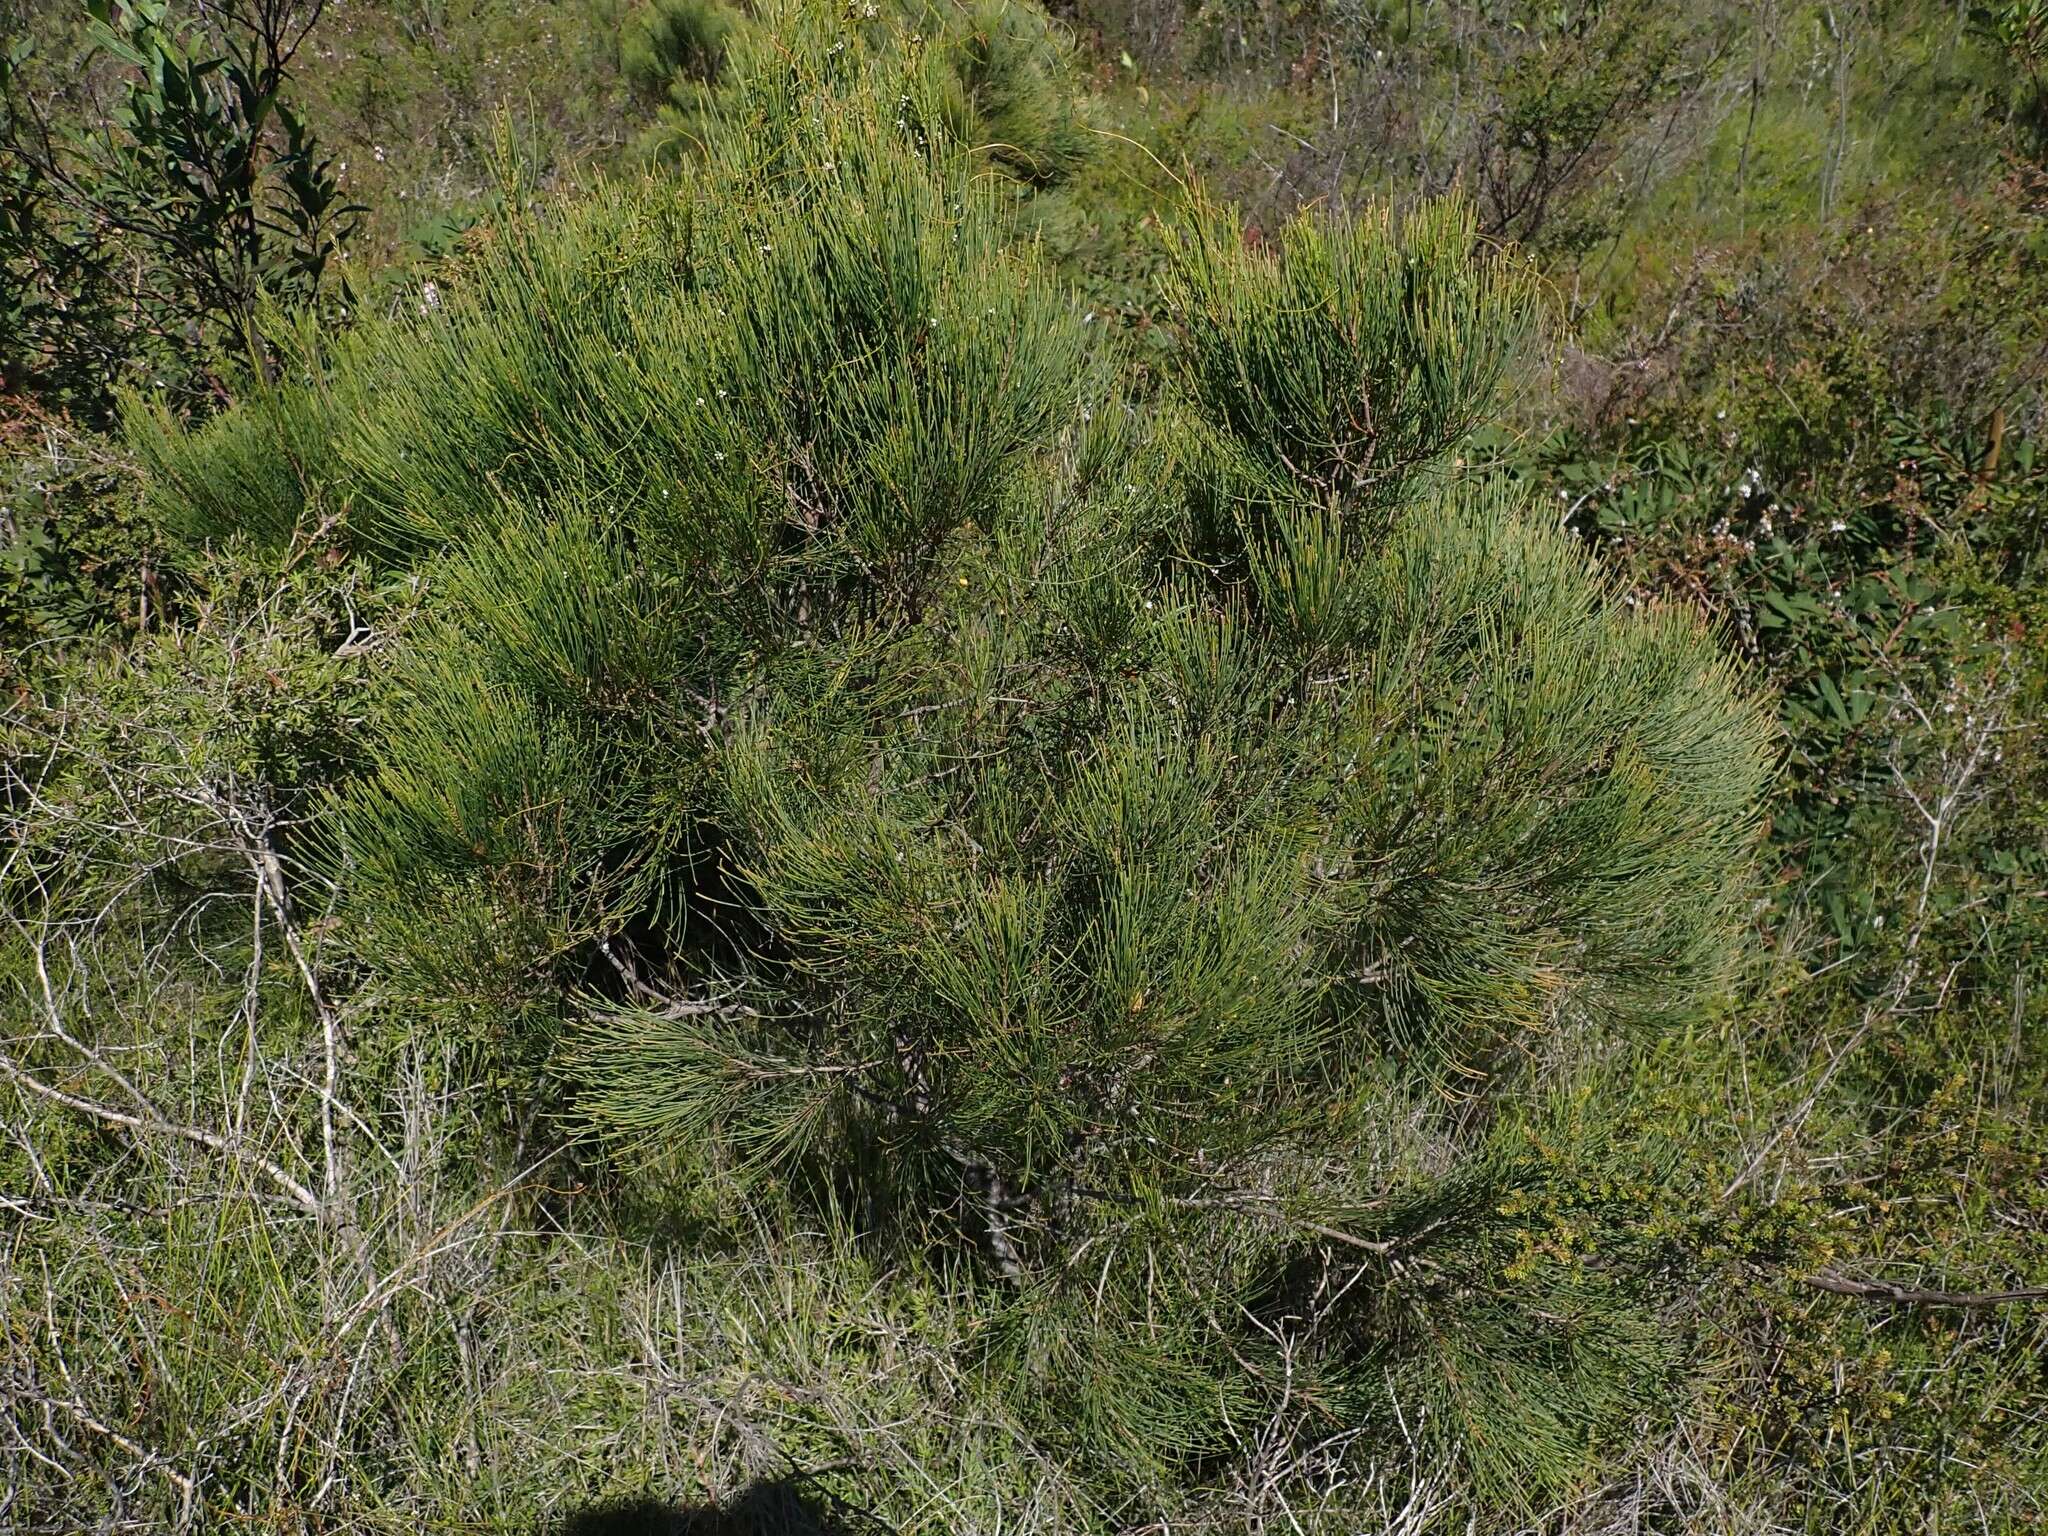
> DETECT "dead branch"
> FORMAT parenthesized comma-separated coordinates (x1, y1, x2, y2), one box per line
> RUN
(0, 1047, 323, 1216)
(1805, 1270, 2048, 1309)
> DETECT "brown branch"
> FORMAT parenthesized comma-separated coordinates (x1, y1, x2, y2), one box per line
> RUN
(1806, 1270, 2048, 1309)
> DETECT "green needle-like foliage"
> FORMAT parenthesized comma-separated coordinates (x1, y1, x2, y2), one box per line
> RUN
(135, 2, 1774, 1511)
(622, 0, 733, 96)
(626, 0, 1093, 188)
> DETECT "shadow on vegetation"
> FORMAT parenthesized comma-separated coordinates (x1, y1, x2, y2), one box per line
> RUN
(552, 1478, 888, 1536)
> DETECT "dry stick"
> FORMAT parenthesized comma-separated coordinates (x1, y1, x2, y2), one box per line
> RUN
(6, 921, 324, 1213)
(1805, 1271, 2048, 1309)
(1721, 676, 2006, 1201)
(218, 791, 344, 1211)
(234, 863, 266, 1145)
(327, 1149, 563, 1345)
(1718, 987, 1887, 1202)
(42, 1393, 198, 1501)
(0, 1049, 323, 1216)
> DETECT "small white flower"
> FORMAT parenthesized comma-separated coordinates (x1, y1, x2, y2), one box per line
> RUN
(373, 145, 386, 162)
(418, 280, 440, 314)
(1829, 518, 1847, 533)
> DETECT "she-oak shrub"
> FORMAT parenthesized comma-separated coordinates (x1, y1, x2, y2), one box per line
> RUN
(136, 7, 1774, 1510)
